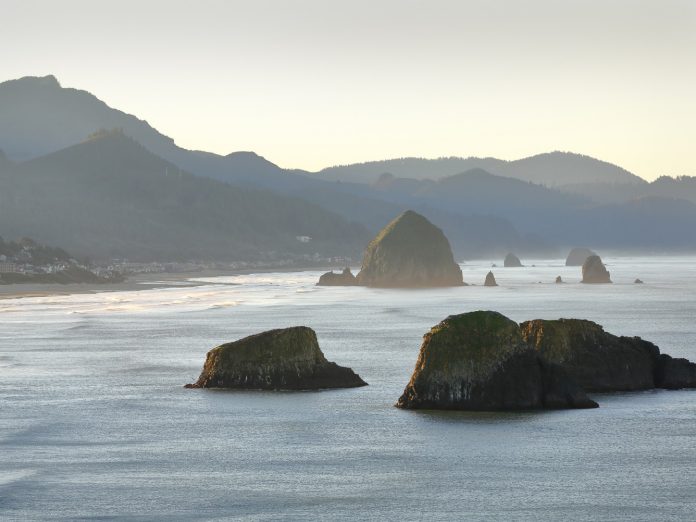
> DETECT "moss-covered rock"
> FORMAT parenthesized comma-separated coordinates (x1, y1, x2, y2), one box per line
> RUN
(355, 210, 463, 288)
(396, 311, 597, 411)
(581, 255, 611, 284)
(317, 267, 357, 286)
(186, 326, 367, 390)
(522, 319, 660, 391)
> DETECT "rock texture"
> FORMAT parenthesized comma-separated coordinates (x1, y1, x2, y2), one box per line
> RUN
(521, 318, 696, 391)
(581, 255, 611, 284)
(504, 253, 523, 267)
(397, 312, 696, 411)
(355, 210, 463, 288)
(317, 267, 357, 286)
(484, 271, 498, 287)
(396, 311, 598, 411)
(566, 247, 596, 266)
(186, 326, 367, 390)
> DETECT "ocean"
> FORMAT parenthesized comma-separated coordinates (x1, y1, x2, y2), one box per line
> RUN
(1, 257, 695, 521)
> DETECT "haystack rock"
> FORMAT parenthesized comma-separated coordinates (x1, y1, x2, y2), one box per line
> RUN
(186, 326, 367, 390)
(581, 255, 611, 284)
(396, 311, 597, 411)
(504, 253, 523, 267)
(317, 267, 357, 286)
(566, 247, 596, 266)
(484, 271, 497, 286)
(521, 319, 696, 391)
(355, 210, 463, 288)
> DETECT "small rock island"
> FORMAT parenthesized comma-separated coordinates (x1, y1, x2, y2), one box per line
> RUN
(484, 271, 498, 287)
(504, 253, 523, 267)
(581, 255, 611, 284)
(566, 247, 596, 266)
(396, 311, 597, 411)
(397, 311, 696, 411)
(317, 267, 357, 286)
(186, 326, 367, 390)
(566, 248, 597, 266)
(352, 210, 464, 288)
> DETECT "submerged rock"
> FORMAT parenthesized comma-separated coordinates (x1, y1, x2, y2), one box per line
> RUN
(484, 271, 498, 287)
(504, 253, 523, 267)
(396, 311, 597, 411)
(355, 210, 463, 288)
(317, 267, 357, 286)
(555, 276, 563, 284)
(581, 255, 611, 284)
(566, 247, 596, 266)
(186, 326, 367, 390)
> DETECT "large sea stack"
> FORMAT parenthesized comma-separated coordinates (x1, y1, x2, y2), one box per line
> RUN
(581, 255, 611, 284)
(503, 253, 523, 267)
(566, 247, 596, 266)
(186, 326, 367, 390)
(396, 311, 597, 411)
(355, 210, 463, 288)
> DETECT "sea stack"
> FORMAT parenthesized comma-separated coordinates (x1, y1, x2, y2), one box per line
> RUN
(504, 253, 523, 267)
(566, 247, 596, 266)
(396, 311, 597, 411)
(521, 318, 696, 391)
(555, 276, 563, 284)
(635, 278, 644, 284)
(186, 326, 367, 390)
(355, 210, 463, 288)
(484, 271, 498, 286)
(581, 255, 611, 284)
(317, 267, 357, 286)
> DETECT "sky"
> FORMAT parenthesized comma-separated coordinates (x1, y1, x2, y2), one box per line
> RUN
(2, 0, 695, 179)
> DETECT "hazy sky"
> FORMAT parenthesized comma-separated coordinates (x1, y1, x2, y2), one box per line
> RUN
(2, 0, 694, 179)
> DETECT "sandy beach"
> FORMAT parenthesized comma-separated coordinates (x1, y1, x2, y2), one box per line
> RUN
(0, 265, 342, 300)
(0, 269, 238, 300)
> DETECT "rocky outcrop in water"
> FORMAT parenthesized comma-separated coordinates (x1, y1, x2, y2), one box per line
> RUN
(396, 311, 597, 411)
(635, 278, 644, 284)
(566, 247, 596, 266)
(397, 311, 696, 411)
(484, 271, 497, 287)
(504, 253, 523, 267)
(555, 276, 563, 284)
(186, 326, 367, 390)
(581, 255, 611, 284)
(521, 318, 696, 391)
(317, 267, 357, 286)
(355, 210, 463, 288)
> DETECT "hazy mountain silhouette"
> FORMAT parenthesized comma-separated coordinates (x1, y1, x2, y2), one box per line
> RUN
(2, 74, 695, 259)
(317, 152, 645, 187)
(0, 131, 369, 261)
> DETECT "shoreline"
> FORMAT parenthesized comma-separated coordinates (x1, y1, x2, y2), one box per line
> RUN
(0, 266, 340, 301)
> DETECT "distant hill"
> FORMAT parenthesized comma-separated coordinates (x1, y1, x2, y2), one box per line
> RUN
(317, 152, 645, 187)
(0, 131, 369, 261)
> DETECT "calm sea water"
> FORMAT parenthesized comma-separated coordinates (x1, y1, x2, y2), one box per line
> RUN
(1, 257, 696, 521)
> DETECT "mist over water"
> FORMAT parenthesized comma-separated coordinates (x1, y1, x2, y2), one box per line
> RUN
(2, 257, 696, 520)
